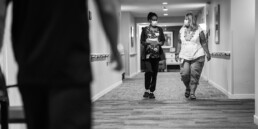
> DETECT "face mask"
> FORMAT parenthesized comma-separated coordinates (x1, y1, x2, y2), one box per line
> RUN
(151, 21, 158, 26)
(184, 19, 189, 26)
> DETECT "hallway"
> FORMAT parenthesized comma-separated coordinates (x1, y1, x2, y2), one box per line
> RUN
(93, 72, 258, 129)
(0, 0, 258, 128)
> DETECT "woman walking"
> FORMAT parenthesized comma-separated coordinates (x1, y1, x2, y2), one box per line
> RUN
(140, 12, 165, 99)
(175, 13, 211, 100)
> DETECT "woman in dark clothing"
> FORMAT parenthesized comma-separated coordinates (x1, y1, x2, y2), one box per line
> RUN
(140, 12, 165, 99)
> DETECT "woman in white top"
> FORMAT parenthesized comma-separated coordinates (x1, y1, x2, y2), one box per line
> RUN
(175, 13, 211, 100)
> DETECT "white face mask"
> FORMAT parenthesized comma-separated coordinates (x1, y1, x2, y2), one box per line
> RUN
(184, 19, 189, 26)
(151, 21, 158, 26)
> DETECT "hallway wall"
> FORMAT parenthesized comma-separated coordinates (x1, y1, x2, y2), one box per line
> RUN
(202, 0, 231, 97)
(89, 0, 124, 101)
(203, 0, 255, 98)
(120, 12, 138, 77)
(254, 0, 258, 125)
(230, 0, 255, 96)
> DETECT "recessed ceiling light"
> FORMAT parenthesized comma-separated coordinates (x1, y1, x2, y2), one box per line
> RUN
(163, 7, 168, 11)
(164, 13, 168, 16)
(162, 2, 168, 5)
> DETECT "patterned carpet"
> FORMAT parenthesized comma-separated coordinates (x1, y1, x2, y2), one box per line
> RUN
(93, 72, 257, 129)
(97, 72, 227, 101)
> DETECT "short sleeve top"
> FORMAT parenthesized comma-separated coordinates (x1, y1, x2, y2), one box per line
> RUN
(179, 26, 205, 60)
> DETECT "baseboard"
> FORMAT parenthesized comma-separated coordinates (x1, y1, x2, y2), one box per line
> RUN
(228, 93, 255, 99)
(201, 75, 208, 81)
(254, 115, 258, 125)
(208, 79, 230, 97)
(208, 79, 254, 99)
(125, 71, 140, 78)
(91, 80, 122, 102)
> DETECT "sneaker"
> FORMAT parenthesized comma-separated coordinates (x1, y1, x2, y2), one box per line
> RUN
(143, 92, 149, 98)
(189, 94, 196, 100)
(149, 93, 155, 99)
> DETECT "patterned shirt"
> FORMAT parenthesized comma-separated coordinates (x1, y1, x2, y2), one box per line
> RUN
(179, 26, 205, 60)
(140, 26, 165, 60)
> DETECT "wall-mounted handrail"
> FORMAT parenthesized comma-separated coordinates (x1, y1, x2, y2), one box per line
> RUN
(210, 51, 230, 59)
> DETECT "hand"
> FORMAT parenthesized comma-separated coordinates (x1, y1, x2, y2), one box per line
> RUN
(110, 51, 123, 71)
(175, 54, 180, 62)
(206, 53, 211, 61)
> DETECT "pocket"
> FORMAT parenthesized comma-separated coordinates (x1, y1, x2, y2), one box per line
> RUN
(180, 59, 185, 68)
(197, 56, 205, 62)
(196, 58, 205, 70)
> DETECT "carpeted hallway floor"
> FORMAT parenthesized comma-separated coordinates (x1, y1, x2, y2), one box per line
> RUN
(93, 72, 258, 129)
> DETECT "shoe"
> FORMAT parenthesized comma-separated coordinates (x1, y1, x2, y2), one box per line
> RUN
(189, 94, 196, 100)
(149, 93, 155, 99)
(143, 92, 150, 98)
(185, 89, 190, 98)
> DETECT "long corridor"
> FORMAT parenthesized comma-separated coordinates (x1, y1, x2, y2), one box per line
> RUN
(93, 72, 258, 129)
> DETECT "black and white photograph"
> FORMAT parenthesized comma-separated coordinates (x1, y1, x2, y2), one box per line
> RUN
(0, 0, 258, 129)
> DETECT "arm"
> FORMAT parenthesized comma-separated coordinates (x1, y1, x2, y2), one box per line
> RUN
(140, 27, 150, 46)
(0, 0, 9, 52)
(199, 31, 211, 61)
(158, 27, 165, 46)
(0, 0, 9, 96)
(95, 0, 122, 70)
(175, 33, 181, 62)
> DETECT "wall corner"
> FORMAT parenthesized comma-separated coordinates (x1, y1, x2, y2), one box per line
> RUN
(254, 115, 258, 125)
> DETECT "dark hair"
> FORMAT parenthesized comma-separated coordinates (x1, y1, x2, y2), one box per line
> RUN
(185, 12, 194, 17)
(147, 12, 158, 21)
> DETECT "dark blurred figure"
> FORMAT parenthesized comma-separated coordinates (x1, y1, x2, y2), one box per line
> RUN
(140, 12, 165, 99)
(0, 0, 122, 129)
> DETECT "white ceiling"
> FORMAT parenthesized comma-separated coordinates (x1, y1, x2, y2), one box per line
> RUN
(120, 0, 210, 18)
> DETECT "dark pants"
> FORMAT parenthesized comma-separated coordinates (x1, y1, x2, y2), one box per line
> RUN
(144, 59, 159, 92)
(180, 56, 205, 94)
(18, 83, 92, 129)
